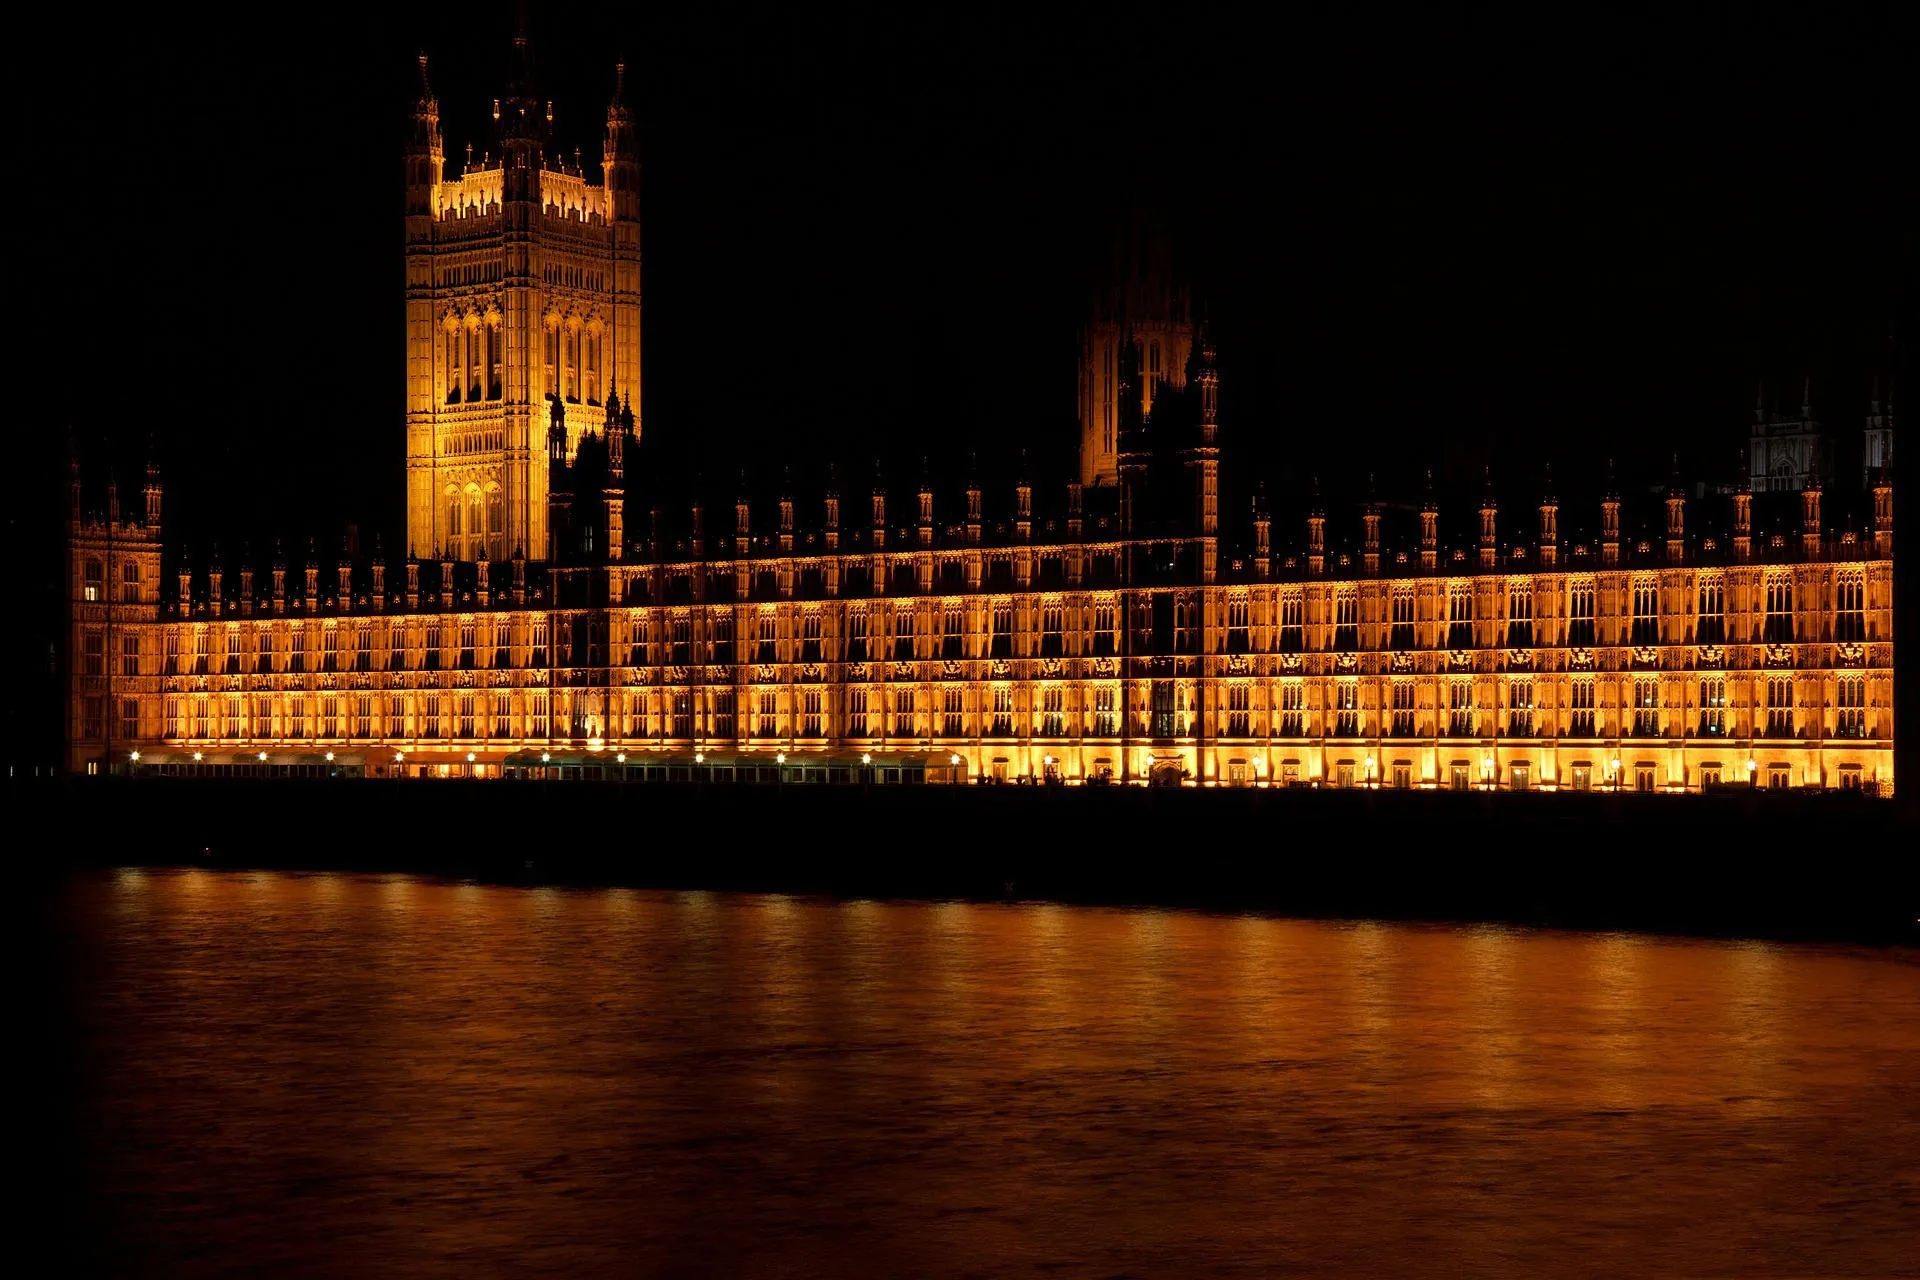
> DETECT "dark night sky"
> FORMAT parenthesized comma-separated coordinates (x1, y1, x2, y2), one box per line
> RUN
(32, 2, 1915, 555)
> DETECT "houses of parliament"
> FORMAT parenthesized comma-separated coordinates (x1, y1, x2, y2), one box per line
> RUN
(65, 43, 1897, 796)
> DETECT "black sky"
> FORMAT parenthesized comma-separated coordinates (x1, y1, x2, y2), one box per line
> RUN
(34, 1, 1915, 555)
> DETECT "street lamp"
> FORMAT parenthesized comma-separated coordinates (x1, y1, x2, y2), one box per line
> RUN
(325, 751, 335, 762)
(129, 750, 140, 763)
(776, 752, 786, 765)
(861, 753, 872, 766)
(257, 751, 268, 763)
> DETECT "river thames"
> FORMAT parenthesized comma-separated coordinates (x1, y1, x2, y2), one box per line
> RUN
(38, 869, 1918, 1276)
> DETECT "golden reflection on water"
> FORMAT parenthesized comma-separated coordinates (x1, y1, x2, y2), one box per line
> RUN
(58, 871, 1920, 1278)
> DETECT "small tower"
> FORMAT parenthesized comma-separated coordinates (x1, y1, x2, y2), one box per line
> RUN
(824, 464, 841, 552)
(734, 471, 751, 558)
(1362, 475, 1381, 576)
(209, 544, 224, 618)
(965, 456, 983, 546)
(304, 538, 320, 612)
(917, 460, 934, 549)
(1252, 487, 1271, 581)
(1732, 448, 1753, 561)
(1015, 452, 1033, 543)
(1307, 479, 1326, 578)
(274, 540, 289, 614)
(1419, 471, 1438, 573)
(1537, 464, 1559, 568)
(143, 453, 163, 529)
(1477, 469, 1498, 569)
(1665, 458, 1686, 564)
(1872, 443, 1893, 559)
(1801, 468, 1823, 559)
(1601, 460, 1621, 567)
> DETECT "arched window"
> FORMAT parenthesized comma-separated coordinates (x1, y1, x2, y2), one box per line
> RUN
(446, 494, 462, 548)
(446, 330, 461, 403)
(487, 488, 505, 560)
(466, 488, 485, 561)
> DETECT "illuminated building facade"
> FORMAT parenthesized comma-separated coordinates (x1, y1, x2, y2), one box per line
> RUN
(64, 50, 1898, 795)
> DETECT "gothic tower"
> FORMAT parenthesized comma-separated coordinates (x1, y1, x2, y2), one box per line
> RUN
(1077, 209, 1196, 488)
(405, 31, 642, 563)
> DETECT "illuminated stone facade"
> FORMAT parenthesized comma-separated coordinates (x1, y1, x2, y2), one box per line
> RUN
(404, 43, 641, 564)
(63, 48, 1897, 794)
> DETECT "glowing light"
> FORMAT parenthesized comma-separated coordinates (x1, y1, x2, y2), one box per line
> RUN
(257, 751, 268, 762)
(1610, 757, 1622, 772)
(541, 751, 551, 763)
(325, 751, 335, 762)
(1043, 755, 1055, 767)
(192, 751, 203, 762)
(615, 753, 625, 763)
(695, 752, 704, 765)
(466, 751, 476, 762)
(949, 754, 961, 766)
(1747, 758, 1758, 774)
(129, 750, 141, 762)
(861, 753, 871, 765)
(395, 750, 406, 762)
(776, 752, 786, 764)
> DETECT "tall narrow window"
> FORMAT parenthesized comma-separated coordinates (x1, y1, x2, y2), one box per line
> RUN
(1448, 680, 1474, 737)
(1696, 577, 1725, 644)
(942, 687, 964, 737)
(1567, 580, 1596, 647)
(1507, 680, 1534, 737)
(1041, 687, 1064, 737)
(1834, 570, 1865, 642)
(1568, 679, 1595, 736)
(1764, 575, 1793, 643)
(1631, 579, 1660, 645)
(1835, 674, 1866, 738)
(1697, 677, 1725, 736)
(1766, 676, 1794, 737)
(1632, 677, 1660, 736)
(1391, 680, 1416, 737)
(1093, 686, 1117, 737)
(1279, 594, 1304, 654)
(1447, 581, 1473, 648)
(1506, 581, 1534, 647)
(1228, 684, 1251, 737)
(1333, 591, 1358, 652)
(1390, 587, 1415, 650)
(1277, 682, 1304, 737)
(1333, 682, 1359, 737)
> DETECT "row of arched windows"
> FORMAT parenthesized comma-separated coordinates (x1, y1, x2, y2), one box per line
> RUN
(445, 484, 506, 561)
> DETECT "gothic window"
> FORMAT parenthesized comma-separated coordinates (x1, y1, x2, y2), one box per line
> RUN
(1279, 593, 1304, 654)
(1697, 677, 1726, 737)
(1632, 677, 1660, 736)
(1150, 681, 1177, 738)
(1631, 579, 1659, 645)
(1567, 580, 1596, 647)
(1447, 581, 1473, 648)
(845, 609, 868, 662)
(803, 690, 823, 738)
(1227, 596, 1249, 654)
(714, 689, 737, 738)
(1390, 586, 1415, 650)
(1093, 686, 1117, 737)
(893, 688, 916, 737)
(846, 688, 868, 738)
(121, 560, 141, 604)
(494, 693, 512, 739)
(1448, 680, 1474, 737)
(121, 633, 139, 677)
(990, 687, 1013, 737)
(1333, 590, 1358, 652)
(942, 686, 964, 737)
(990, 600, 1013, 658)
(83, 559, 102, 603)
(756, 691, 777, 737)
(757, 610, 778, 663)
(1391, 680, 1416, 737)
(1696, 577, 1725, 644)
(1834, 570, 1865, 642)
(892, 608, 915, 661)
(943, 603, 965, 659)
(1277, 681, 1304, 737)
(1041, 686, 1064, 737)
(1765, 675, 1794, 738)
(486, 487, 505, 559)
(1041, 601, 1064, 658)
(1227, 684, 1251, 737)
(1508, 679, 1534, 737)
(446, 329, 461, 403)
(1506, 580, 1534, 647)
(1334, 682, 1360, 737)
(802, 612, 823, 663)
(1090, 601, 1118, 657)
(1835, 674, 1866, 738)
(1763, 574, 1794, 643)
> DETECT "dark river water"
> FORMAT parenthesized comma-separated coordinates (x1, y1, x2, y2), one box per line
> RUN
(40, 870, 1919, 1277)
